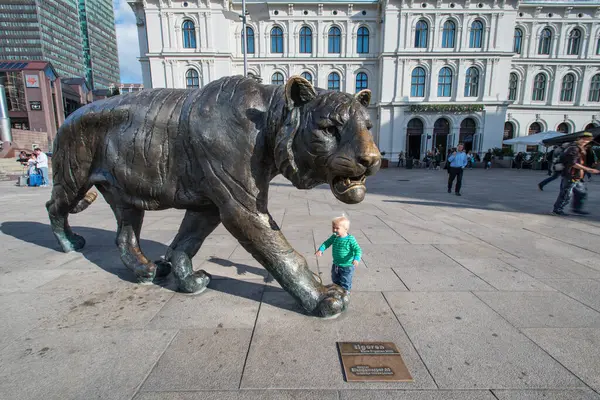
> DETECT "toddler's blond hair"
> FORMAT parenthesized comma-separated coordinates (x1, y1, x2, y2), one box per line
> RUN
(332, 215, 350, 230)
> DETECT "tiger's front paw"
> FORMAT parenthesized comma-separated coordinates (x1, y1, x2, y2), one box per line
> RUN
(312, 284, 349, 318)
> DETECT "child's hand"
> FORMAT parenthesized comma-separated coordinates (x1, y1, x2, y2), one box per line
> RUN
(352, 260, 359, 267)
(315, 250, 323, 257)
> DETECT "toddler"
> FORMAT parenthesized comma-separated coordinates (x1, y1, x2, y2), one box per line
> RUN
(315, 215, 362, 293)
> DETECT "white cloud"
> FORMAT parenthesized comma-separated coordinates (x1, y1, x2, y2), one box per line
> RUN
(113, 0, 143, 83)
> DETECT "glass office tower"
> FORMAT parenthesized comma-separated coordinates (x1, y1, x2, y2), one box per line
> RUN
(0, 0, 120, 89)
(78, 0, 120, 89)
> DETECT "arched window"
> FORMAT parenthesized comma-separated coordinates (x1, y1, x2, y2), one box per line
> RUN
(538, 28, 552, 55)
(589, 74, 600, 102)
(357, 26, 369, 54)
(464, 67, 479, 97)
(437, 67, 452, 97)
(328, 26, 341, 53)
(567, 29, 581, 55)
(415, 20, 428, 48)
(441, 20, 455, 48)
(186, 69, 199, 88)
(529, 122, 542, 135)
(182, 20, 196, 49)
(513, 28, 523, 54)
(407, 118, 423, 133)
(508, 73, 518, 101)
(586, 123, 598, 130)
(460, 118, 477, 152)
(560, 74, 575, 102)
(271, 72, 284, 85)
(470, 20, 483, 48)
(527, 122, 542, 151)
(597, 37, 600, 55)
(355, 72, 368, 92)
(556, 123, 570, 134)
(299, 26, 312, 54)
(411, 67, 426, 97)
(242, 26, 254, 54)
(503, 122, 515, 140)
(434, 118, 450, 136)
(532, 73, 547, 101)
(271, 26, 283, 53)
(328, 72, 340, 91)
(301, 72, 312, 84)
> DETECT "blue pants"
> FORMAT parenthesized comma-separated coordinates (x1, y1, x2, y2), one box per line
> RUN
(39, 167, 49, 185)
(331, 264, 355, 291)
(553, 177, 587, 213)
(539, 171, 561, 189)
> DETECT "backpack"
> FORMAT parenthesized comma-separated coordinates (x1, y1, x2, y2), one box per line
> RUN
(552, 148, 565, 172)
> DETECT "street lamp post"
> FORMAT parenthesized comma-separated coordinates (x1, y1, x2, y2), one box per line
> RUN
(223, 2, 269, 78)
(241, 0, 248, 76)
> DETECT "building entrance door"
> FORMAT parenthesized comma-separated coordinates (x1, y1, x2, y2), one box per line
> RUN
(459, 118, 477, 153)
(406, 118, 423, 160)
(433, 118, 450, 159)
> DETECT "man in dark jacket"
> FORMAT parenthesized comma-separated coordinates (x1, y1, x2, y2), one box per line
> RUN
(552, 132, 600, 215)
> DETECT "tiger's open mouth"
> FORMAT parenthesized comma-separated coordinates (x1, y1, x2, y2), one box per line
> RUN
(329, 175, 367, 204)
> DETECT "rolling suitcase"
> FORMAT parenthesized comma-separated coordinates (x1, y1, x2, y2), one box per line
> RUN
(28, 174, 43, 187)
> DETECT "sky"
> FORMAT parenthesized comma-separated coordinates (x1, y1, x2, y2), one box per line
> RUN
(113, 0, 143, 84)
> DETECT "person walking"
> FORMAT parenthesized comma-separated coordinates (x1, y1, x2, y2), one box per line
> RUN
(447, 143, 468, 196)
(538, 144, 565, 191)
(483, 149, 493, 169)
(397, 151, 405, 167)
(552, 133, 600, 216)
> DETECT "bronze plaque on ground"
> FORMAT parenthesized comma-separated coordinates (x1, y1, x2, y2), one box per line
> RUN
(337, 342, 413, 382)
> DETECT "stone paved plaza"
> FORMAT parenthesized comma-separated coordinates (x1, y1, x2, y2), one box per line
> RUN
(1, 167, 600, 400)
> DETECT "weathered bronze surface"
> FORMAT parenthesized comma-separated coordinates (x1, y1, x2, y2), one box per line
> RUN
(46, 75, 381, 318)
(337, 342, 413, 382)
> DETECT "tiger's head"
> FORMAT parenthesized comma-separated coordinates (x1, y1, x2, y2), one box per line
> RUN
(274, 76, 381, 204)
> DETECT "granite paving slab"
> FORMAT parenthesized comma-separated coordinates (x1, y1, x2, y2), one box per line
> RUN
(361, 244, 460, 269)
(541, 279, 600, 312)
(574, 258, 600, 272)
(194, 257, 270, 281)
(37, 285, 175, 330)
(502, 256, 600, 280)
(35, 267, 144, 295)
(392, 265, 495, 292)
(523, 226, 600, 254)
(522, 328, 600, 392)
(135, 390, 339, 400)
(317, 264, 408, 292)
(141, 328, 253, 391)
(0, 268, 69, 293)
(339, 390, 497, 399)
(241, 291, 436, 389)
(384, 292, 584, 389)
(493, 389, 600, 400)
(0, 328, 177, 400)
(0, 292, 75, 351)
(146, 279, 264, 330)
(474, 291, 600, 328)
(454, 258, 557, 291)
(435, 242, 517, 260)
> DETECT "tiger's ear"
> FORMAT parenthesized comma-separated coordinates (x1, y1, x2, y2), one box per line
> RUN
(355, 89, 371, 107)
(285, 75, 317, 110)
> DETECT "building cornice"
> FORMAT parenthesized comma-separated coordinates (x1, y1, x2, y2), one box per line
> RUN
(508, 104, 597, 111)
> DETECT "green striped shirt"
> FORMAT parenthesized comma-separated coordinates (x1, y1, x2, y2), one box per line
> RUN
(318, 234, 362, 267)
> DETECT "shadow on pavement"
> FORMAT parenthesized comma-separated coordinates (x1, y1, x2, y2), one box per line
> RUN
(0, 221, 305, 315)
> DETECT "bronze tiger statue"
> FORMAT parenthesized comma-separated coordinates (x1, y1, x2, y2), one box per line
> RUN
(46, 75, 381, 318)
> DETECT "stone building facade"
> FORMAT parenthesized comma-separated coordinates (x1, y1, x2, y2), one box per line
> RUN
(128, 0, 600, 158)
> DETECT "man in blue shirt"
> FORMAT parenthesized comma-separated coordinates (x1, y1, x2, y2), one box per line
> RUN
(447, 143, 468, 196)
